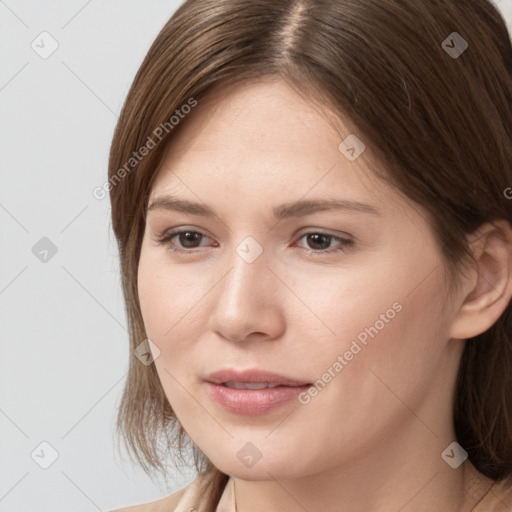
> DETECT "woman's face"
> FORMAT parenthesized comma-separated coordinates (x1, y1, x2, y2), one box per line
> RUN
(137, 78, 463, 479)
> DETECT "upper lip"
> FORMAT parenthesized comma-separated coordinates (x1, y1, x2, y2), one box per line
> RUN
(205, 369, 311, 386)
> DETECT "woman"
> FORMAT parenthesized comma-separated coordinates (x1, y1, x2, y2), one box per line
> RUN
(108, 0, 512, 510)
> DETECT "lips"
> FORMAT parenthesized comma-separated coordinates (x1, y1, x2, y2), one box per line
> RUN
(204, 369, 313, 415)
(223, 382, 282, 389)
(204, 369, 312, 415)
(205, 368, 311, 387)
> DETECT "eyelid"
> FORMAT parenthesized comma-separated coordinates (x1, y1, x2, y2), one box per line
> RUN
(293, 231, 354, 254)
(294, 227, 353, 240)
(155, 226, 352, 243)
(155, 226, 354, 256)
(155, 225, 213, 241)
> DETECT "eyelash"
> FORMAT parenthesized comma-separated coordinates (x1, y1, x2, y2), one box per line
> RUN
(155, 229, 354, 256)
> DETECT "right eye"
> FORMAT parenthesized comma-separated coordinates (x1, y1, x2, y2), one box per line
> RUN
(156, 228, 215, 253)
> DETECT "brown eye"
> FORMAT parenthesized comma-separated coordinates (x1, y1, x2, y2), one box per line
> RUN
(157, 229, 212, 253)
(305, 233, 333, 250)
(175, 231, 204, 249)
(295, 232, 354, 255)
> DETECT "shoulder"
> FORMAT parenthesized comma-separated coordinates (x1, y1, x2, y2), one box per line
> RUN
(109, 473, 206, 512)
(109, 487, 187, 512)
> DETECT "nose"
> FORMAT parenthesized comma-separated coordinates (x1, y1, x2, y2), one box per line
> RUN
(207, 240, 285, 343)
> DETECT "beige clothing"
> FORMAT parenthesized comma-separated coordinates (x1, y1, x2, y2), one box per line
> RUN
(111, 471, 233, 512)
(112, 462, 512, 512)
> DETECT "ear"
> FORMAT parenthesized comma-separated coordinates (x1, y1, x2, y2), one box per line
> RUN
(449, 219, 512, 340)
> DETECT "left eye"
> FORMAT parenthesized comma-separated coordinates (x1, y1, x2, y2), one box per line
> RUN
(295, 232, 353, 253)
(156, 229, 353, 255)
(157, 230, 213, 252)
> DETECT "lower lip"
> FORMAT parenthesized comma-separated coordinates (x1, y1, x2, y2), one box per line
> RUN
(205, 382, 311, 415)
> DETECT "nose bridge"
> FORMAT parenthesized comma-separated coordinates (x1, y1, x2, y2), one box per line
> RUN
(210, 233, 278, 340)
(221, 235, 268, 307)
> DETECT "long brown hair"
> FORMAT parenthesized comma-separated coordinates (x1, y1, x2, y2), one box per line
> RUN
(108, 0, 512, 505)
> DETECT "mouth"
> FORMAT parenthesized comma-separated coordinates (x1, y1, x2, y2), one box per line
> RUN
(205, 368, 311, 387)
(204, 368, 312, 415)
(219, 381, 308, 389)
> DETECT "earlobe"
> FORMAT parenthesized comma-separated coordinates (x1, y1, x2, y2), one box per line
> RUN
(449, 220, 512, 341)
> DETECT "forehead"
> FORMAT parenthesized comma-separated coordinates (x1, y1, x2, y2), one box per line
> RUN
(148, 78, 423, 228)
(153, 80, 375, 190)
(163, 78, 355, 152)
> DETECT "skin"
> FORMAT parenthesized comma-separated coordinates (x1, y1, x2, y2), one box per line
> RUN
(137, 77, 512, 512)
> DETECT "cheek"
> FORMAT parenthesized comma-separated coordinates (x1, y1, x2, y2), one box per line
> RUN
(137, 251, 204, 343)
(137, 260, 164, 342)
(294, 258, 448, 401)
(137, 254, 201, 410)
(344, 274, 448, 414)
(288, 262, 405, 356)
(285, 271, 449, 462)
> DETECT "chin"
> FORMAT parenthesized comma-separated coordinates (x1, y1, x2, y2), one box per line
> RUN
(208, 451, 312, 481)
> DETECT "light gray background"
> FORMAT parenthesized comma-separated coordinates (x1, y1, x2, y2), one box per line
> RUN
(1, 1, 511, 511)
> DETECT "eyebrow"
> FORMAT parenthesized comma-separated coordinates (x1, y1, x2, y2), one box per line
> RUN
(146, 194, 380, 219)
